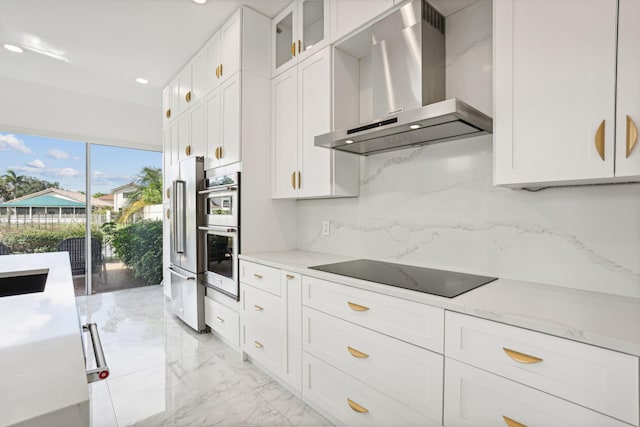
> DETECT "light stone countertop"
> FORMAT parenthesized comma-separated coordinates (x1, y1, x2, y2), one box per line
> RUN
(0, 252, 89, 426)
(240, 250, 640, 357)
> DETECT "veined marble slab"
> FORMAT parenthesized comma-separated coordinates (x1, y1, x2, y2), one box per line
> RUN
(240, 250, 640, 357)
(0, 252, 89, 426)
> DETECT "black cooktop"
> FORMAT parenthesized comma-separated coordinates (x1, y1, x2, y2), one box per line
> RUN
(308, 259, 497, 298)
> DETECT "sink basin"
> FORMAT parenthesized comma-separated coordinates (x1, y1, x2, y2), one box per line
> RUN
(0, 269, 49, 297)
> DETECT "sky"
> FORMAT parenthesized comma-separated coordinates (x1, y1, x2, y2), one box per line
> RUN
(0, 132, 161, 195)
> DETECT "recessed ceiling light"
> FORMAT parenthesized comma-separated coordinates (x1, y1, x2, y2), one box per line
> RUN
(409, 124, 421, 130)
(135, 77, 149, 85)
(345, 139, 354, 144)
(3, 44, 24, 53)
(192, 0, 207, 4)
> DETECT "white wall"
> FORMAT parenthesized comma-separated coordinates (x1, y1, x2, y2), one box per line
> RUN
(0, 76, 162, 150)
(296, 0, 640, 298)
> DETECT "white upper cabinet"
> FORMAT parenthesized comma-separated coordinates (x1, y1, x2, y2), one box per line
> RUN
(615, 0, 640, 178)
(220, 10, 241, 83)
(272, 0, 330, 77)
(329, 0, 393, 42)
(177, 65, 193, 114)
(162, 86, 171, 125)
(272, 47, 359, 199)
(494, 0, 640, 187)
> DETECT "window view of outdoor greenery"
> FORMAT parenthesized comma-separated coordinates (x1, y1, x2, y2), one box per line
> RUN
(0, 132, 162, 296)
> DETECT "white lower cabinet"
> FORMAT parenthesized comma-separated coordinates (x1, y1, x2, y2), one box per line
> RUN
(444, 358, 630, 427)
(204, 294, 240, 350)
(303, 352, 440, 427)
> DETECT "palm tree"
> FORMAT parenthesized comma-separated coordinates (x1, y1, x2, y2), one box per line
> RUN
(2, 170, 25, 200)
(118, 166, 162, 223)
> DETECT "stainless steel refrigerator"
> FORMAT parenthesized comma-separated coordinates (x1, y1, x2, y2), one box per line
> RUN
(168, 156, 205, 332)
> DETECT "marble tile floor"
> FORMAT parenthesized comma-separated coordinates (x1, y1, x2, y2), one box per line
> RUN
(76, 285, 332, 427)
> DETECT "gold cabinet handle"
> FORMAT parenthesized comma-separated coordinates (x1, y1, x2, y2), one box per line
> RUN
(215, 65, 220, 78)
(214, 146, 219, 159)
(218, 146, 223, 159)
(291, 171, 296, 189)
(254, 341, 263, 348)
(627, 115, 638, 158)
(185, 145, 191, 156)
(216, 316, 225, 323)
(298, 39, 301, 54)
(219, 63, 223, 77)
(253, 273, 263, 279)
(254, 305, 263, 311)
(285, 274, 295, 280)
(503, 415, 528, 427)
(347, 301, 370, 312)
(165, 109, 171, 119)
(297, 171, 301, 189)
(185, 91, 192, 103)
(347, 398, 368, 414)
(595, 120, 605, 161)
(166, 209, 170, 219)
(502, 347, 543, 364)
(347, 346, 369, 359)
(291, 42, 296, 57)
(166, 188, 170, 199)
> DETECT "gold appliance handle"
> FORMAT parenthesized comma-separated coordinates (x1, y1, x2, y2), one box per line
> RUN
(627, 115, 638, 158)
(503, 415, 528, 427)
(595, 120, 605, 161)
(347, 346, 369, 359)
(503, 347, 543, 364)
(347, 398, 369, 414)
(347, 301, 370, 312)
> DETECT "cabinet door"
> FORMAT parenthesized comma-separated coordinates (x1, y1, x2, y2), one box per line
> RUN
(615, 0, 640, 179)
(205, 88, 221, 163)
(162, 86, 171, 126)
(170, 78, 180, 120)
(177, 114, 191, 162)
(207, 32, 222, 89)
(271, 67, 299, 199)
(272, 3, 298, 77)
(220, 9, 241, 83)
(282, 271, 302, 392)
(163, 127, 172, 187)
(220, 73, 241, 166)
(494, 0, 617, 187)
(297, 47, 332, 198)
(330, 0, 393, 42)
(298, 0, 330, 62)
(190, 103, 205, 157)
(178, 65, 193, 113)
(192, 46, 211, 103)
(170, 123, 179, 166)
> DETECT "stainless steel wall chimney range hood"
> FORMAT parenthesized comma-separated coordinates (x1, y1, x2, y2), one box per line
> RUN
(315, 0, 493, 156)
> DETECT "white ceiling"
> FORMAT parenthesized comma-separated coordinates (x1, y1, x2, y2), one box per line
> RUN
(0, 0, 476, 111)
(0, 0, 290, 108)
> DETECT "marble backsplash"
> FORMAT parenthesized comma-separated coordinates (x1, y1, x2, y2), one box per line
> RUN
(295, 0, 640, 298)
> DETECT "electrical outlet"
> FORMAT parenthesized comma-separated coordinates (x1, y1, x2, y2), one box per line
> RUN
(321, 221, 330, 236)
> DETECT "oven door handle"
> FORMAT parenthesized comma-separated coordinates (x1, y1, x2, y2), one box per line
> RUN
(198, 185, 238, 195)
(198, 225, 238, 233)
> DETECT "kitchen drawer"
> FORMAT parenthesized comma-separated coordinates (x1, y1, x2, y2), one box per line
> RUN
(204, 295, 240, 348)
(302, 276, 444, 352)
(241, 283, 281, 328)
(445, 311, 639, 426)
(303, 306, 443, 422)
(240, 261, 281, 296)
(444, 358, 630, 427)
(302, 352, 440, 427)
(242, 321, 281, 375)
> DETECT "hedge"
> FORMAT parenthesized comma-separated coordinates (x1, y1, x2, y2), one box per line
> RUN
(0, 225, 103, 253)
(110, 220, 163, 285)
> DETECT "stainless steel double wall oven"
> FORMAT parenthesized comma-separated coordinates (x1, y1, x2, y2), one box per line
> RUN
(198, 169, 240, 300)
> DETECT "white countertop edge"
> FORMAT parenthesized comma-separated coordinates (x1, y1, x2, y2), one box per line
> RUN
(240, 251, 640, 357)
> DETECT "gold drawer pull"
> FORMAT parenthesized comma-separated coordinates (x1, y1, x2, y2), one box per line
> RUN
(595, 119, 605, 160)
(254, 341, 263, 348)
(627, 115, 638, 158)
(503, 415, 527, 427)
(347, 346, 369, 359)
(347, 398, 368, 414)
(253, 273, 263, 279)
(503, 348, 543, 364)
(347, 301, 369, 312)
(185, 91, 192, 103)
(216, 316, 224, 323)
(285, 274, 295, 280)
(254, 305, 263, 311)
(165, 109, 171, 119)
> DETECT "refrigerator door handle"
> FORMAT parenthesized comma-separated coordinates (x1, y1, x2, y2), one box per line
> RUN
(168, 267, 196, 281)
(173, 179, 186, 254)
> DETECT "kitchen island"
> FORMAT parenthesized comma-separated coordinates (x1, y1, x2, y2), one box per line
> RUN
(0, 252, 89, 426)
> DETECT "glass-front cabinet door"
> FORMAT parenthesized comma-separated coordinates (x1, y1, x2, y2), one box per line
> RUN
(272, 3, 297, 76)
(299, 0, 329, 59)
